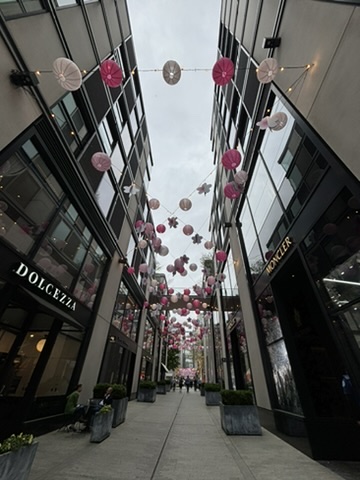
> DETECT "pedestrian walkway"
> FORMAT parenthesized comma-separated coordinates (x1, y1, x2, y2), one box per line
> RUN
(29, 389, 354, 480)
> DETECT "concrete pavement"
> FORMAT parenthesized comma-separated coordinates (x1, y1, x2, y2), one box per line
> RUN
(28, 389, 357, 480)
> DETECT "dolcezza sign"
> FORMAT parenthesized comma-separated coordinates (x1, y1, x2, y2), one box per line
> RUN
(14, 262, 76, 311)
(265, 237, 293, 275)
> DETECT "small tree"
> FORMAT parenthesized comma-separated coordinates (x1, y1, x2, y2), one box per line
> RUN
(167, 348, 180, 371)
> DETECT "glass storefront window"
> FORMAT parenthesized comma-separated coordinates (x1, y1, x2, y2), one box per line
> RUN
(267, 340, 303, 414)
(111, 144, 125, 183)
(36, 325, 83, 397)
(73, 239, 107, 309)
(303, 188, 360, 310)
(257, 287, 303, 414)
(95, 173, 115, 218)
(0, 142, 61, 255)
(112, 281, 140, 340)
(247, 156, 278, 236)
(34, 207, 90, 291)
(143, 319, 154, 355)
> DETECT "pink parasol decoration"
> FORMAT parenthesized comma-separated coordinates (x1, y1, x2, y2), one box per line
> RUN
(53, 57, 82, 91)
(162, 60, 182, 85)
(91, 152, 111, 171)
(212, 57, 234, 86)
(100, 59, 123, 88)
(268, 112, 288, 131)
(256, 58, 278, 84)
(221, 149, 241, 170)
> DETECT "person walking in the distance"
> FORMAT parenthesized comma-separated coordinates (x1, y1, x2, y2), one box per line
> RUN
(185, 375, 191, 393)
(178, 377, 184, 393)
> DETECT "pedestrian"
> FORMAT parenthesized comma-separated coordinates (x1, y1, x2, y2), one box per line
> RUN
(172, 378, 176, 392)
(185, 375, 191, 393)
(179, 377, 184, 393)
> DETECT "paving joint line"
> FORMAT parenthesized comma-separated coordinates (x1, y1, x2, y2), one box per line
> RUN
(150, 393, 185, 480)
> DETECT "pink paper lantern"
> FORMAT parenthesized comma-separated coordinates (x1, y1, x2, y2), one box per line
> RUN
(160, 297, 168, 306)
(159, 283, 166, 290)
(192, 299, 201, 309)
(168, 288, 174, 294)
(224, 181, 242, 199)
(91, 152, 111, 172)
(234, 170, 248, 186)
(139, 263, 148, 274)
(144, 222, 154, 235)
(156, 224, 166, 234)
(166, 264, 175, 273)
(148, 198, 160, 210)
(207, 276, 216, 285)
(183, 225, 194, 236)
(100, 59, 123, 88)
(127, 266, 135, 274)
(189, 263, 197, 272)
(183, 288, 191, 295)
(204, 241, 213, 250)
(212, 57, 234, 86)
(152, 237, 162, 248)
(221, 149, 241, 170)
(216, 250, 227, 262)
(159, 245, 169, 256)
(183, 295, 190, 302)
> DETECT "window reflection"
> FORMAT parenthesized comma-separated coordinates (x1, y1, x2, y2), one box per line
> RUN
(0, 141, 61, 255)
(73, 240, 106, 309)
(95, 173, 115, 217)
(303, 188, 360, 310)
(112, 282, 140, 341)
(143, 319, 154, 354)
(257, 287, 302, 414)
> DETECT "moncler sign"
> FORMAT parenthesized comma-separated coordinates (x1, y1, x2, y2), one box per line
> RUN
(14, 262, 76, 311)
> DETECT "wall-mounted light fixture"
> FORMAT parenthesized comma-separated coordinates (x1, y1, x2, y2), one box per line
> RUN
(262, 37, 281, 49)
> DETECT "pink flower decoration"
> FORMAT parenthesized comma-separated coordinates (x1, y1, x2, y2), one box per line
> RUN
(256, 117, 270, 130)
(127, 266, 135, 275)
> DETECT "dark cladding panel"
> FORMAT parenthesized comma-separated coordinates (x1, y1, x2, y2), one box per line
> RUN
(109, 197, 126, 237)
(84, 71, 109, 123)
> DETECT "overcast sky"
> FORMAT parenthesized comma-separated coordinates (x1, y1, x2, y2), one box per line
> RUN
(127, 0, 221, 292)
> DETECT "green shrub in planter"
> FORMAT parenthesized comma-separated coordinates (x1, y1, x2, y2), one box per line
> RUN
(0, 433, 34, 453)
(93, 383, 111, 399)
(204, 383, 221, 392)
(0, 433, 38, 480)
(112, 384, 127, 399)
(98, 405, 112, 414)
(165, 379, 171, 384)
(157, 380, 166, 386)
(139, 380, 157, 389)
(220, 389, 254, 405)
(219, 389, 261, 435)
